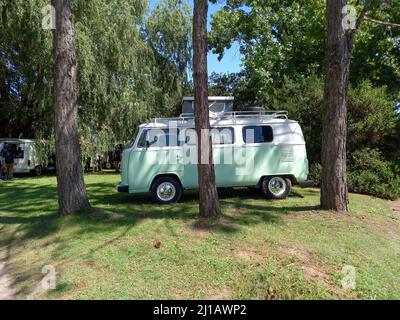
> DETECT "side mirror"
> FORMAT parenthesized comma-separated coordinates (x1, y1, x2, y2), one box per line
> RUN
(145, 136, 158, 149)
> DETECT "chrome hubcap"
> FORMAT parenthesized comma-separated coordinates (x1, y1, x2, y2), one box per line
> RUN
(268, 177, 286, 196)
(157, 182, 176, 201)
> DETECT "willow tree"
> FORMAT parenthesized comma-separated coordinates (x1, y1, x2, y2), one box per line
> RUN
(75, 0, 188, 148)
(193, 0, 221, 217)
(53, 0, 90, 215)
(0, 0, 54, 138)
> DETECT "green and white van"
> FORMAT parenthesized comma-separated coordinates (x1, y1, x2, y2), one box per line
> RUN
(117, 98, 310, 204)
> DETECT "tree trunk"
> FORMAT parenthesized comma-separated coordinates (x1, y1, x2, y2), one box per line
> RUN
(193, 0, 221, 217)
(321, 0, 351, 211)
(53, 0, 90, 215)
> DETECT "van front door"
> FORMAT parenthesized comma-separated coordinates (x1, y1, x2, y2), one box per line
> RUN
(128, 128, 184, 193)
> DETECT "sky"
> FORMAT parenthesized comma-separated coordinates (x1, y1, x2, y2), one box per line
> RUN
(148, 0, 243, 75)
(207, 2, 242, 75)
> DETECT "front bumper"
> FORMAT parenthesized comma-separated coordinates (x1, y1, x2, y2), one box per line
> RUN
(116, 183, 129, 193)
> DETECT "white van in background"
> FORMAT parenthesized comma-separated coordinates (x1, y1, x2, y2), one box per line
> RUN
(0, 139, 52, 176)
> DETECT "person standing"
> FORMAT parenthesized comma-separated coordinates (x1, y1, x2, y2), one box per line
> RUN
(84, 156, 91, 173)
(0, 143, 6, 180)
(4, 145, 15, 180)
(113, 145, 122, 172)
(94, 153, 101, 172)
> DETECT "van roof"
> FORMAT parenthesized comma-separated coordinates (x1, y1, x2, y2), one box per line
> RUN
(182, 96, 234, 101)
(139, 117, 298, 129)
(139, 110, 298, 128)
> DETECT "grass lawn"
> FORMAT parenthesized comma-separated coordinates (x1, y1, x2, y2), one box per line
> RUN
(0, 173, 399, 299)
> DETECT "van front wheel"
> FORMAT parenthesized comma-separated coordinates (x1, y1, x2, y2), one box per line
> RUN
(151, 177, 182, 204)
(261, 176, 291, 199)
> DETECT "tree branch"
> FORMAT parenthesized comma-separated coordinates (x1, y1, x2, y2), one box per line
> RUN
(347, 0, 374, 51)
(355, 0, 374, 31)
(364, 16, 400, 28)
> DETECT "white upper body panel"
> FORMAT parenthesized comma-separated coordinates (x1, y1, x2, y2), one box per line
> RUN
(133, 117, 305, 148)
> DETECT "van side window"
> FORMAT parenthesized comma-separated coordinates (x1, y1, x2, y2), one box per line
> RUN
(211, 127, 234, 144)
(137, 129, 180, 148)
(242, 126, 273, 143)
(137, 131, 147, 147)
(185, 129, 197, 145)
(184, 127, 235, 145)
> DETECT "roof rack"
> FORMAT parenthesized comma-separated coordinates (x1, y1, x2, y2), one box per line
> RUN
(150, 110, 288, 124)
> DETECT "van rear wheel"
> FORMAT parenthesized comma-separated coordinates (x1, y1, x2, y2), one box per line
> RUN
(151, 177, 182, 204)
(261, 176, 291, 199)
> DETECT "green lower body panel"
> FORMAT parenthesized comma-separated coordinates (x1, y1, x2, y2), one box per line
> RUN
(120, 144, 308, 193)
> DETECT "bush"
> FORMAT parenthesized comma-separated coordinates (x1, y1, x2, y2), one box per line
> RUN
(307, 151, 400, 200)
(347, 148, 400, 200)
(308, 163, 321, 186)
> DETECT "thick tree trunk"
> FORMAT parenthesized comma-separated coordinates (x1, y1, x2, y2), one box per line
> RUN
(193, 0, 221, 217)
(53, 0, 90, 215)
(321, 0, 351, 211)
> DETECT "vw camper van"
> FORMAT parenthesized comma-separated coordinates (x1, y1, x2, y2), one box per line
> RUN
(117, 97, 309, 204)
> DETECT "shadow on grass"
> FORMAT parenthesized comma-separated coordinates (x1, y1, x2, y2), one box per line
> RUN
(0, 179, 321, 298)
(0, 180, 320, 243)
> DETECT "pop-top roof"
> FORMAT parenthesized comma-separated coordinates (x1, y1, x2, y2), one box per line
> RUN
(182, 96, 234, 101)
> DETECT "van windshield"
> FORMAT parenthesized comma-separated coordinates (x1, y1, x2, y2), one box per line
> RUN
(137, 128, 180, 148)
(125, 133, 137, 149)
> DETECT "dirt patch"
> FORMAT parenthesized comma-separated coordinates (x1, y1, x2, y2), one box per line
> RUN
(0, 250, 16, 300)
(188, 223, 210, 239)
(190, 218, 237, 236)
(277, 245, 314, 263)
(229, 248, 266, 261)
(203, 285, 232, 300)
(297, 265, 330, 284)
(392, 199, 400, 212)
(276, 244, 334, 289)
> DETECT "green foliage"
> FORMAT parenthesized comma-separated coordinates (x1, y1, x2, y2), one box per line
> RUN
(348, 148, 400, 200)
(209, 0, 326, 104)
(208, 71, 253, 109)
(0, 0, 53, 137)
(144, 0, 192, 80)
(0, 0, 192, 151)
(33, 131, 55, 168)
(209, 0, 400, 104)
(308, 163, 321, 185)
(348, 80, 399, 158)
(351, 0, 400, 94)
(74, 0, 189, 147)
